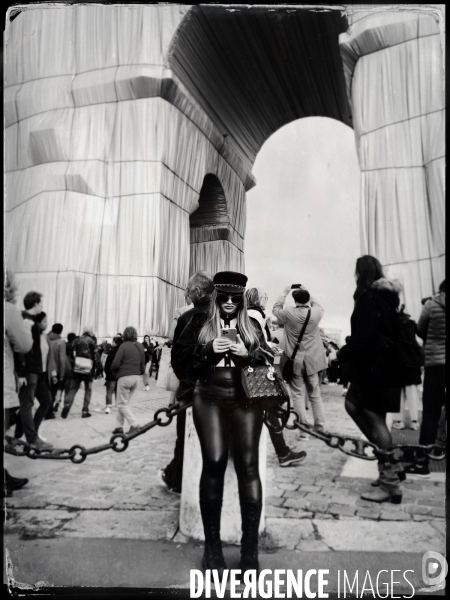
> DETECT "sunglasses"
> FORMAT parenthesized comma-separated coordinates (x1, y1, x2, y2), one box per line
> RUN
(217, 292, 243, 304)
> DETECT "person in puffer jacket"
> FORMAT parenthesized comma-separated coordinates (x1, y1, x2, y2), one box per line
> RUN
(405, 280, 446, 478)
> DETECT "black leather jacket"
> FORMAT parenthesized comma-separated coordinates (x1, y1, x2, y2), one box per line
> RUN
(171, 312, 273, 387)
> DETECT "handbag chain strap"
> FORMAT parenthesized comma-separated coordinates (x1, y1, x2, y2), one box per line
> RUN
(290, 308, 311, 361)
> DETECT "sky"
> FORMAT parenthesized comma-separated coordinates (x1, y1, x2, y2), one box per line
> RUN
(244, 117, 361, 342)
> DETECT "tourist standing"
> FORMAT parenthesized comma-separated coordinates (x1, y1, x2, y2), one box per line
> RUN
(344, 255, 404, 503)
(273, 285, 328, 436)
(111, 327, 145, 434)
(104, 336, 123, 414)
(405, 280, 446, 478)
(47, 323, 66, 418)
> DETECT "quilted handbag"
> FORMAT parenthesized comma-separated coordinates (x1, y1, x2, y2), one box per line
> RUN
(241, 359, 291, 431)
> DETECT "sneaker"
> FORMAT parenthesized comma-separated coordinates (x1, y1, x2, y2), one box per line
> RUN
(392, 421, 405, 430)
(105, 407, 111, 414)
(279, 449, 307, 467)
(81, 411, 92, 418)
(145, 385, 150, 391)
(61, 406, 69, 419)
(299, 434, 309, 441)
(127, 425, 140, 435)
(30, 438, 54, 451)
(404, 463, 431, 478)
(112, 427, 124, 435)
(410, 421, 419, 430)
(53, 401, 60, 414)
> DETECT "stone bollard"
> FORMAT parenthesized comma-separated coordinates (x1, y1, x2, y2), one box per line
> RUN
(179, 407, 267, 543)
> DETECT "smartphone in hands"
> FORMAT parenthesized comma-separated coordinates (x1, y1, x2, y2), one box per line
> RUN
(221, 328, 237, 343)
(291, 284, 302, 289)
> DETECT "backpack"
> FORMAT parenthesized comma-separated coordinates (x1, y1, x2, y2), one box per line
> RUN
(395, 308, 425, 368)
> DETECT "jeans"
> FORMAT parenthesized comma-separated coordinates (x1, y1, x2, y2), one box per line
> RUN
(116, 375, 139, 428)
(105, 380, 116, 406)
(64, 377, 93, 413)
(16, 372, 52, 443)
(289, 370, 326, 431)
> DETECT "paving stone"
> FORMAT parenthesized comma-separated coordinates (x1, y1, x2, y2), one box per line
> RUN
(413, 515, 431, 522)
(265, 518, 314, 549)
(314, 520, 445, 552)
(265, 487, 284, 498)
(304, 492, 331, 502)
(328, 493, 358, 505)
(58, 509, 179, 540)
(265, 506, 287, 518)
(328, 504, 356, 517)
(282, 490, 306, 499)
(417, 499, 444, 507)
(431, 508, 446, 518)
(299, 485, 321, 493)
(277, 482, 299, 491)
(295, 540, 330, 551)
(403, 504, 430, 515)
(284, 497, 310, 510)
(265, 496, 286, 507)
(4, 509, 78, 536)
(284, 509, 313, 519)
(310, 503, 330, 514)
(379, 511, 411, 521)
(356, 508, 380, 520)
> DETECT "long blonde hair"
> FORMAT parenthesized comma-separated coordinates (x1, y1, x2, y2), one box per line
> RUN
(198, 289, 260, 352)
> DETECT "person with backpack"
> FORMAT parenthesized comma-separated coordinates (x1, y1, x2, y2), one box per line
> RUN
(405, 280, 446, 478)
(104, 336, 123, 414)
(61, 326, 102, 418)
(344, 255, 404, 504)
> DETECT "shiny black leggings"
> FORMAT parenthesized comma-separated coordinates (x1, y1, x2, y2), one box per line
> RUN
(193, 394, 263, 504)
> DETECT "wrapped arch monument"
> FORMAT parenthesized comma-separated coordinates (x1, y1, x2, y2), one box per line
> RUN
(5, 5, 444, 336)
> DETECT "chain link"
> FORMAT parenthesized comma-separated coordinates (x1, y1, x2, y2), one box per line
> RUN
(286, 410, 446, 462)
(4, 403, 445, 464)
(4, 401, 193, 464)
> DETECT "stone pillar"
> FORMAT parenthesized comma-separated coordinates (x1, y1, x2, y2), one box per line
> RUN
(179, 408, 267, 543)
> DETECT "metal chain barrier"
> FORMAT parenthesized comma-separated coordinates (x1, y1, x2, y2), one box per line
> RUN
(4, 403, 446, 464)
(284, 409, 447, 462)
(4, 401, 193, 464)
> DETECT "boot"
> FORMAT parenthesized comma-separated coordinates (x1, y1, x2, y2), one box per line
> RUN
(371, 456, 406, 487)
(239, 501, 262, 574)
(362, 459, 402, 504)
(4, 469, 29, 491)
(200, 499, 227, 577)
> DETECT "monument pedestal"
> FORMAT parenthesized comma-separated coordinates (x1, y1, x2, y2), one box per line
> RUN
(179, 407, 267, 543)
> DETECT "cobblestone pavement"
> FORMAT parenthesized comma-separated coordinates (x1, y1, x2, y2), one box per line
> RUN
(4, 379, 445, 554)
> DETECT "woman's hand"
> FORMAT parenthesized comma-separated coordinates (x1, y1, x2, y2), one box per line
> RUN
(282, 285, 291, 296)
(212, 338, 232, 354)
(229, 334, 248, 357)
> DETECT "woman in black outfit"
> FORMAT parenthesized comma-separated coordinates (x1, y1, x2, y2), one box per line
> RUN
(172, 271, 272, 576)
(345, 255, 404, 504)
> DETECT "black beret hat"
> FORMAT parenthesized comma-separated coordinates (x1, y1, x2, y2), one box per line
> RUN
(213, 271, 248, 293)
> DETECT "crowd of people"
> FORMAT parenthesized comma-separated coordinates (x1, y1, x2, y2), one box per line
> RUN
(3, 258, 446, 577)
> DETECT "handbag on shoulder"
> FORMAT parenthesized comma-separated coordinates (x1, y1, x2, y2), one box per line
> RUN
(279, 308, 311, 383)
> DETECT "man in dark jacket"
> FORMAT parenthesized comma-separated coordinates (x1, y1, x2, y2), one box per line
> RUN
(15, 291, 53, 451)
(159, 271, 214, 494)
(47, 323, 66, 417)
(406, 280, 446, 478)
(61, 327, 102, 418)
